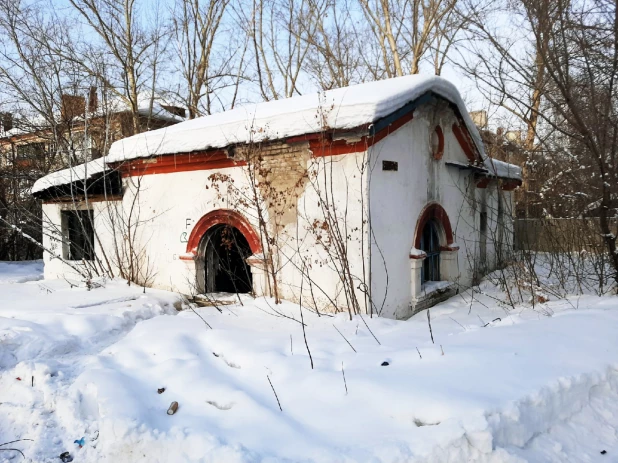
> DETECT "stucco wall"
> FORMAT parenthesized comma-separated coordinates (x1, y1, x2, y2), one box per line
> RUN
(42, 200, 117, 281)
(108, 147, 369, 314)
(367, 103, 514, 319)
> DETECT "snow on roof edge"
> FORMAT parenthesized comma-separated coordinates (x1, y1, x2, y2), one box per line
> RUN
(31, 158, 108, 195)
(483, 158, 523, 181)
(2, 101, 184, 140)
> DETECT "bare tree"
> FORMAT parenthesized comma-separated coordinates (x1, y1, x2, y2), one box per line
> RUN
(243, 0, 322, 100)
(357, 0, 459, 77)
(65, 0, 168, 134)
(171, 0, 244, 117)
(463, 0, 618, 285)
(0, 1, 93, 260)
(303, 0, 366, 89)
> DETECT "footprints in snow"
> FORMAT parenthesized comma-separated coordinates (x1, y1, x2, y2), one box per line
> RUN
(207, 352, 239, 410)
(206, 400, 235, 410)
(212, 352, 240, 369)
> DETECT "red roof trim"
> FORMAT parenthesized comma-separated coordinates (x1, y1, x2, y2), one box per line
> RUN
(113, 102, 444, 175)
(112, 150, 246, 177)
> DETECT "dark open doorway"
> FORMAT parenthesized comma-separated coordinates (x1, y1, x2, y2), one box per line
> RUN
(199, 224, 253, 293)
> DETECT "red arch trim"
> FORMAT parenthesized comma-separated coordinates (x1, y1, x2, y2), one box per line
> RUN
(413, 202, 456, 250)
(452, 122, 479, 163)
(185, 209, 262, 257)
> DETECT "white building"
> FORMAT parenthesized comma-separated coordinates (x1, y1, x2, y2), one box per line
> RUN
(33, 75, 521, 319)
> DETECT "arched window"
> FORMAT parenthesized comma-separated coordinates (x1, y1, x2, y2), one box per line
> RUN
(420, 219, 441, 283)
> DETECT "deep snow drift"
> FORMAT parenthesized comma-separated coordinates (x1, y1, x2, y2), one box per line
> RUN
(1, 261, 617, 462)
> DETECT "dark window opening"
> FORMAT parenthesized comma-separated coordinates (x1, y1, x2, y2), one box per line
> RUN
(16, 142, 46, 160)
(382, 160, 398, 171)
(480, 210, 488, 264)
(203, 224, 253, 293)
(63, 210, 94, 261)
(420, 219, 441, 283)
(480, 211, 488, 233)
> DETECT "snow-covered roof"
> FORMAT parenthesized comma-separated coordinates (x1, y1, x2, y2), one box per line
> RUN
(106, 76, 516, 179)
(0, 113, 50, 138)
(32, 76, 521, 194)
(102, 95, 184, 123)
(1, 98, 184, 139)
(138, 103, 183, 122)
(31, 158, 107, 194)
(484, 158, 522, 181)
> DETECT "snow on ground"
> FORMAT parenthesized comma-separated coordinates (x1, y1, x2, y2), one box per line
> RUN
(0, 261, 43, 284)
(1, 262, 618, 462)
(0, 264, 182, 462)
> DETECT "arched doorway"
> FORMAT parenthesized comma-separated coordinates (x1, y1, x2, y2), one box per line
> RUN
(420, 219, 441, 283)
(185, 210, 263, 295)
(198, 224, 253, 293)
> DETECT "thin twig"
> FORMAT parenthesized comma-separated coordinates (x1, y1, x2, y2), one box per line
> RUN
(449, 317, 466, 331)
(358, 312, 381, 345)
(427, 309, 434, 344)
(333, 324, 357, 353)
(188, 306, 212, 329)
(341, 361, 348, 395)
(0, 439, 33, 447)
(301, 317, 314, 369)
(416, 347, 422, 359)
(201, 293, 223, 313)
(299, 275, 314, 369)
(0, 448, 25, 458)
(0, 439, 33, 460)
(267, 375, 282, 412)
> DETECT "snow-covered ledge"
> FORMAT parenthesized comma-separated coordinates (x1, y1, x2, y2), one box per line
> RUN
(407, 246, 459, 318)
(411, 280, 457, 316)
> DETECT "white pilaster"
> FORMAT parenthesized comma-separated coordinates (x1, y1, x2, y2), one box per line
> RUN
(440, 249, 459, 281)
(246, 253, 269, 297)
(410, 257, 424, 300)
